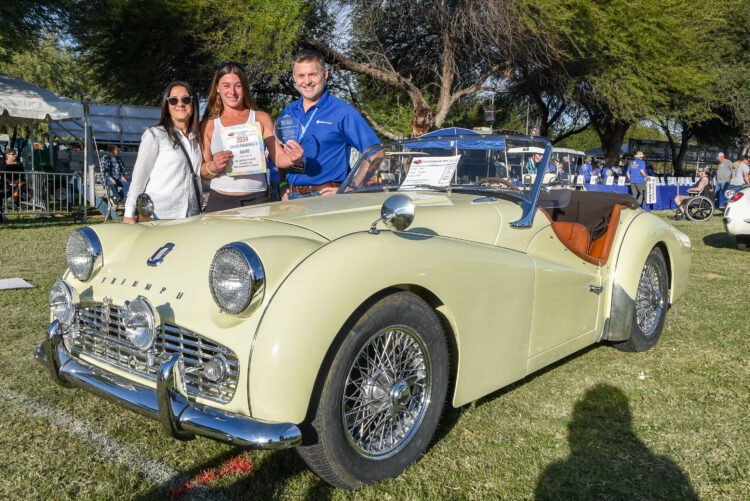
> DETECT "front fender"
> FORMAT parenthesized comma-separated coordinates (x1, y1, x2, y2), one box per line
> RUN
(248, 230, 535, 423)
(605, 212, 691, 341)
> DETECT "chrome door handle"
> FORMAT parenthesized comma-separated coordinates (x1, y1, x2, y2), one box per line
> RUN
(589, 285, 604, 294)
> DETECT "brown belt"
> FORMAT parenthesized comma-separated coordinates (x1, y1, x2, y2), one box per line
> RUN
(289, 181, 341, 195)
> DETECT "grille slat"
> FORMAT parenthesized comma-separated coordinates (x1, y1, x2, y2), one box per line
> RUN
(66, 303, 239, 404)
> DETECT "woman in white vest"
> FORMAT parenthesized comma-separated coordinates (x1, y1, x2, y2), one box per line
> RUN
(200, 62, 303, 212)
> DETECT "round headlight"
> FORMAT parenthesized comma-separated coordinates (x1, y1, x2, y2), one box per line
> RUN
(124, 296, 159, 351)
(66, 227, 102, 281)
(209, 243, 265, 315)
(49, 279, 76, 325)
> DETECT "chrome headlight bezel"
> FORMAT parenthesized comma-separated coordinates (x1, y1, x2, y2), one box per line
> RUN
(49, 278, 78, 325)
(208, 242, 265, 315)
(123, 296, 160, 351)
(65, 227, 102, 281)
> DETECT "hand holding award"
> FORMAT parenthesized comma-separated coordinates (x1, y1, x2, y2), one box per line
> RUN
(274, 115, 306, 174)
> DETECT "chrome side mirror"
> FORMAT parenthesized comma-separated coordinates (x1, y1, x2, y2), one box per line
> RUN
(136, 193, 156, 221)
(369, 194, 415, 234)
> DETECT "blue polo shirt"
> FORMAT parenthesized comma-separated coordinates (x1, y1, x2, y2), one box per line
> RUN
(281, 89, 380, 186)
(627, 158, 646, 183)
(580, 162, 593, 181)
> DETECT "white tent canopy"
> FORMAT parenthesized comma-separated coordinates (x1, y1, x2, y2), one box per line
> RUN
(0, 72, 83, 124)
(50, 103, 160, 145)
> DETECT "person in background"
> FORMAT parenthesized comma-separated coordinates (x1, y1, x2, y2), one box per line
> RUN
(100, 144, 130, 201)
(601, 163, 614, 180)
(626, 151, 648, 207)
(3, 148, 22, 171)
(728, 156, 750, 195)
(714, 152, 733, 207)
(673, 168, 710, 220)
(200, 62, 303, 211)
(592, 160, 603, 182)
(579, 157, 593, 182)
(123, 81, 203, 223)
(280, 49, 380, 199)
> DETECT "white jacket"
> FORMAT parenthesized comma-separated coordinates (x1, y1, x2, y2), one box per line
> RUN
(124, 126, 202, 219)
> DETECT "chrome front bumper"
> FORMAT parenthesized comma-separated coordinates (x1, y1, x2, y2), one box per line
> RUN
(36, 321, 301, 450)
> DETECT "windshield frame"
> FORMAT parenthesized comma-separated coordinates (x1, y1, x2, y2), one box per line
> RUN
(340, 134, 553, 228)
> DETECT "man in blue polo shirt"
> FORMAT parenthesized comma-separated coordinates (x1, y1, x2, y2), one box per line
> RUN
(579, 157, 593, 182)
(626, 151, 648, 207)
(280, 49, 380, 199)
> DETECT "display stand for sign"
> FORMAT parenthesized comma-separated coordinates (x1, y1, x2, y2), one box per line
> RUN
(605, 176, 614, 185)
(617, 177, 627, 186)
(589, 177, 598, 185)
(575, 175, 584, 185)
(646, 177, 657, 204)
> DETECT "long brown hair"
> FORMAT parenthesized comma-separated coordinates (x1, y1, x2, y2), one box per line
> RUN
(201, 63, 255, 123)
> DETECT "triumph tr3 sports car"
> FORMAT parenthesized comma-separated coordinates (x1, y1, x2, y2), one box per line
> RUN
(38, 134, 691, 489)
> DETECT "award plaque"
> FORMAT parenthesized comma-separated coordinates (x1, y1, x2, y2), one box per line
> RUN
(274, 114, 302, 146)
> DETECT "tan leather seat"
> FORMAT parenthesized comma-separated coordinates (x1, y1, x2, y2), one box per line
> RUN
(588, 204, 622, 264)
(552, 221, 591, 256)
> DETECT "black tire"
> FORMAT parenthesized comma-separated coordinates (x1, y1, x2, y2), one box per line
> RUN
(685, 196, 714, 221)
(615, 247, 669, 352)
(296, 291, 449, 489)
(737, 235, 750, 251)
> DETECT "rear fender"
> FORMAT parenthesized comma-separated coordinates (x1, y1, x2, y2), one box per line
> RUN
(604, 213, 691, 341)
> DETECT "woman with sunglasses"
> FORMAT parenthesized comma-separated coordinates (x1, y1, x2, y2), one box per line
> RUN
(123, 81, 203, 223)
(200, 62, 303, 211)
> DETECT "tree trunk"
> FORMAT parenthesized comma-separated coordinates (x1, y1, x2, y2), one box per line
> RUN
(672, 123, 692, 176)
(412, 104, 433, 137)
(593, 119, 631, 167)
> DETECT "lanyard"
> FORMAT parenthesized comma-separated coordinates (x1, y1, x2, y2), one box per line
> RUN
(296, 107, 318, 141)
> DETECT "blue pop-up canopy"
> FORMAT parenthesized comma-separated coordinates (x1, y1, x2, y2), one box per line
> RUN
(407, 128, 506, 151)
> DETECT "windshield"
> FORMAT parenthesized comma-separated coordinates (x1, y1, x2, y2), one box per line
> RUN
(341, 135, 568, 195)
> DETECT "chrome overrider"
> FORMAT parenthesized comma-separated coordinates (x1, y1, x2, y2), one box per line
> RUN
(36, 320, 302, 449)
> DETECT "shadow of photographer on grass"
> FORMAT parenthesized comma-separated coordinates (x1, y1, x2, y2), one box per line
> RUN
(535, 384, 697, 500)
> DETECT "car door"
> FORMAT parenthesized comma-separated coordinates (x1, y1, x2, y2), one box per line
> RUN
(525, 224, 603, 357)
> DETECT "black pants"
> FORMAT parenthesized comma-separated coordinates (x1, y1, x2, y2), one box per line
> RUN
(204, 189, 269, 213)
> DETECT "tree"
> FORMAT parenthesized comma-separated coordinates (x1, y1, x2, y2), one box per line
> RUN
(303, 0, 542, 137)
(68, 0, 306, 104)
(0, 0, 69, 63)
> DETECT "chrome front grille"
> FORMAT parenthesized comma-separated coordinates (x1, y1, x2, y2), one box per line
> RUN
(65, 303, 240, 404)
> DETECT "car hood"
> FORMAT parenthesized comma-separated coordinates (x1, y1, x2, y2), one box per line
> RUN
(202, 191, 515, 245)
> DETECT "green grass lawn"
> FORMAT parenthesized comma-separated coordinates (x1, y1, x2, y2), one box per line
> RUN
(0, 213, 748, 500)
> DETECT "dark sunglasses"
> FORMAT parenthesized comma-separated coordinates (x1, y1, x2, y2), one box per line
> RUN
(166, 96, 193, 106)
(217, 61, 245, 71)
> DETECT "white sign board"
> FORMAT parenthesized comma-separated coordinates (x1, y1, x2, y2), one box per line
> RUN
(617, 177, 627, 186)
(401, 155, 461, 188)
(605, 176, 614, 185)
(646, 177, 658, 204)
(667, 177, 677, 185)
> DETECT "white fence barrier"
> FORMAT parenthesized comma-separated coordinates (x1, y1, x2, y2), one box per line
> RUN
(1, 170, 86, 222)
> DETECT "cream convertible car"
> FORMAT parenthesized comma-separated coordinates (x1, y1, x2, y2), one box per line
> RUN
(38, 135, 691, 489)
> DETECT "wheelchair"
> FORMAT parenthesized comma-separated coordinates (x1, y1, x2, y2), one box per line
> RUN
(675, 184, 714, 222)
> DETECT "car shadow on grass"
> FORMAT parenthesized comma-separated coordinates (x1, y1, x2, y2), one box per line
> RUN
(703, 232, 737, 249)
(534, 384, 698, 500)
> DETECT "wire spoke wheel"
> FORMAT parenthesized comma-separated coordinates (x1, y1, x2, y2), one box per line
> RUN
(296, 291, 448, 489)
(635, 261, 664, 336)
(343, 326, 430, 458)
